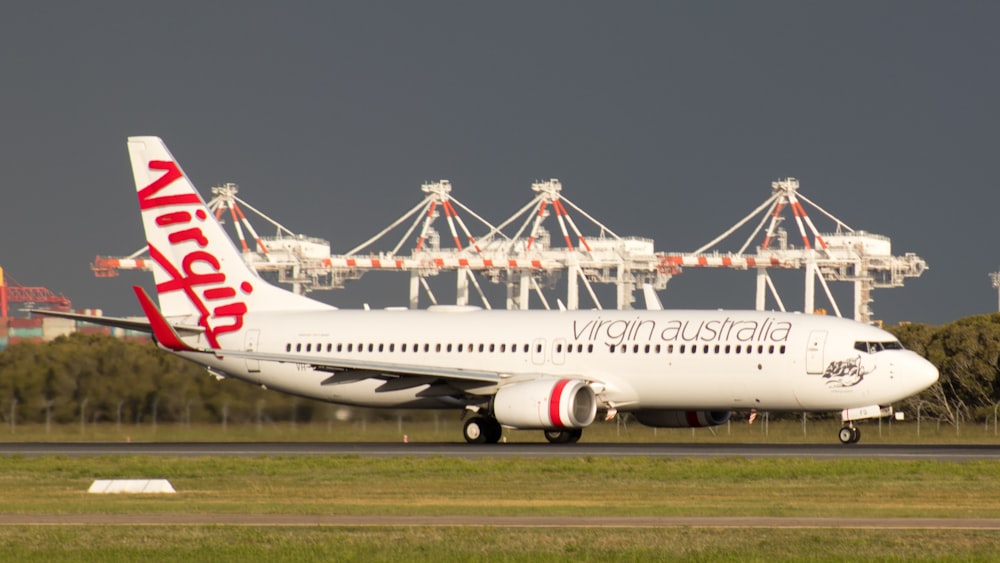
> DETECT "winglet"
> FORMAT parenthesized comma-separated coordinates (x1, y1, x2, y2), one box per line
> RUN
(133, 286, 199, 352)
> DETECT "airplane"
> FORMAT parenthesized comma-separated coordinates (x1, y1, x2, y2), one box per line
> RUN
(39, 136, 939, 445)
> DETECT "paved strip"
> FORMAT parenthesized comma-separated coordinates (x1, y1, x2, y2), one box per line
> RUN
(2, 442, 1000, 460)
(1, 514, 999, 529)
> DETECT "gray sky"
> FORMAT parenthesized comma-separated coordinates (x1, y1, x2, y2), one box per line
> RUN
(1, 2, 997, 325)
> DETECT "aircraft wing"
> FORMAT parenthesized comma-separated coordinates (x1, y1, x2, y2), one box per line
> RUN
(214, 348, 503, 386)
(32, 306, 499, 385)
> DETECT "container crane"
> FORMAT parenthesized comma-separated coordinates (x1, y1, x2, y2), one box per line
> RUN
(0, 266, 72, 318)
(658, 178, 928, 323)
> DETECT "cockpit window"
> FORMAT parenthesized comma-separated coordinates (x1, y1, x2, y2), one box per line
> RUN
(854, 340, 904, 354)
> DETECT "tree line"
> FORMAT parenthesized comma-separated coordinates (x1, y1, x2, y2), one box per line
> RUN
(0, 314, 997, 427)
(888, 314, 1000, 426)
(0, 332, 318, 426)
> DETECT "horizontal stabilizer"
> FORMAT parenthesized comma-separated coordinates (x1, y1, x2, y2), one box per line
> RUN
(26, 309, 202, 335)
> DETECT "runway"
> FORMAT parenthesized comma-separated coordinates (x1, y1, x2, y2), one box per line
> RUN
(1, 441, 998, 460)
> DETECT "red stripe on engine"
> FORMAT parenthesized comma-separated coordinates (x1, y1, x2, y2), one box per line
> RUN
(548, 379, 571, 428)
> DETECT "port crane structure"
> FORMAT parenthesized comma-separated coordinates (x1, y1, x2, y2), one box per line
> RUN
(93, 177, 926, 322)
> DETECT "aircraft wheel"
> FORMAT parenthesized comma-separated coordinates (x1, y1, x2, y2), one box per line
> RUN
(464, 417, 488, 444)
(838, 426, 855, 444)
(850, 427, 862, 444)
(483, 418, 503, 444)
(544, 429, 582, 444)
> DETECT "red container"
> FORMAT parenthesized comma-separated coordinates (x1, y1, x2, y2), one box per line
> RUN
(9, 317, 43, 329)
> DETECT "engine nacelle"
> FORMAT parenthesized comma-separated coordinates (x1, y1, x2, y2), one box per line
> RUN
(493, 378, 597, 430)
(633, 409, 732, 428)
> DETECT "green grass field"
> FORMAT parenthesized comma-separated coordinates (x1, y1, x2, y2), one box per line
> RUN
(2, 421, 999, 560)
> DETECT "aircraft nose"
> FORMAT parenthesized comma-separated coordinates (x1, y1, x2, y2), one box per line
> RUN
(908, 354, 939, 392)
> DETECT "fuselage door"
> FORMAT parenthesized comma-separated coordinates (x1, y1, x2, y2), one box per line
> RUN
(244, 329, 261, 373)
(806, 330, 827, 374)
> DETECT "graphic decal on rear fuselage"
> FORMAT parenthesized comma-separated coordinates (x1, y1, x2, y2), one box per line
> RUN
(822, 356, 870, 388)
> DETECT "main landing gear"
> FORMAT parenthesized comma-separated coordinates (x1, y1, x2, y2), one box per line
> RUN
(544, 429, 583, 444)
(462, 416, 584, 444)
(463, 416, 503, 444)
(838, 425, 861, 444)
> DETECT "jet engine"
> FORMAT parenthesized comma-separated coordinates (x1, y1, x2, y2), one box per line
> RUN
(633, 409, 732, 428)
(492, 378, 597, 429)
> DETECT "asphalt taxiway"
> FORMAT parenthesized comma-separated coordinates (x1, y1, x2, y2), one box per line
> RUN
(0, 441, 998, 460)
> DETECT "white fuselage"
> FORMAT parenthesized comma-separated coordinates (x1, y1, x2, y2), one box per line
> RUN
(179, 307, 937, 414)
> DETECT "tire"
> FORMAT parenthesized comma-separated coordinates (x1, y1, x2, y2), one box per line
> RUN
(544, 429, 582, 444)
(850, 427, 862, 444)
(838, 427, 854, 444)
(464, 417, 488, 444)
(483, 418, 503, 444)
(544, 430, 569, 444)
